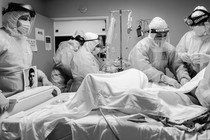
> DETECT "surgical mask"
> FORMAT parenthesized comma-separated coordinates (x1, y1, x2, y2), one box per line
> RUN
(193, 25, 206, 36)
(150, 28, 168, 47)
(17, 19, 31, 35)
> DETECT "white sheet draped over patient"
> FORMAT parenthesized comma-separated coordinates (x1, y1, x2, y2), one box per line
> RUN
(19, 68, 207, 140)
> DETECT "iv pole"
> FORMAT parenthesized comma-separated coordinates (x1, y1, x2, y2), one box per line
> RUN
(110, 9, 131, 72)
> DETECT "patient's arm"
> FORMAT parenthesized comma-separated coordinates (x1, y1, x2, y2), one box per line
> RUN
(37, 69, 53, 86)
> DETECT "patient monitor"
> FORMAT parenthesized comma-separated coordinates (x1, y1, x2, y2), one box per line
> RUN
(0, 86, 61, 120)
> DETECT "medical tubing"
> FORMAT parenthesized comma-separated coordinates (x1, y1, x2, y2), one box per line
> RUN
(119, 10, 123, 71)
(99, 108, 120, 140)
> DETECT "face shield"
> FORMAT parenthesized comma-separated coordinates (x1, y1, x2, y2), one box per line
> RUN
(84, 32, 100, 54)
(192, 25, 207, 36)
(204, 20, 210, 35)
(85, 38, 101, 55)
(17, 13, 35, 36)
(150, 28, 169, 47)
(2, 2, 36, 36)
(184, 9, 209, 36)
(3, 2, 36, 18)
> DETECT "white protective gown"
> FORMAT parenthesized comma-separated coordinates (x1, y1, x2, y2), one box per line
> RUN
(128, 36, 191, 83)
(70, 33, 103, 92)
(53, 40, 80, 77)
(0, 11, 51, 97)
(0, 29, 32, 97)
(51, 40, 79, 92)
(176, 30, 210, 73)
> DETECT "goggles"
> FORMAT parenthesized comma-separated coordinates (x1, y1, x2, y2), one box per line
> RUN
(150, 28, 169, 39)
(74, 35, 85, 46)
(184, 9, 210, 27)
(74, 35, 104, 47)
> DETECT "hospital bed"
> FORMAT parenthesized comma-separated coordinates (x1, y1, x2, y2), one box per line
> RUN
(1, 69, 210, 140)
(2, 92, 210, 140)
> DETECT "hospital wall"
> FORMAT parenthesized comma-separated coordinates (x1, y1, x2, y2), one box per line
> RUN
(0, 0, 2, 27)
(43, 0, 210, 60)
(29, 14, 54, 79)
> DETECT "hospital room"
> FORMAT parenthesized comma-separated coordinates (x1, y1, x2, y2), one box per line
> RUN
(1, 0, 210, 139)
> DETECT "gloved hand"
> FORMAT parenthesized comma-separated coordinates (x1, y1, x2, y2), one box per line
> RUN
(0, 92, 9, 114)
(161, 75, 181, 88)
(180, 78, 190, 86)
(180, 53, 192, 63)
(191, 53, 210, 64)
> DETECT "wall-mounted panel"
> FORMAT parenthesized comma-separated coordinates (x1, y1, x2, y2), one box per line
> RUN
(54, 16, 108, 36)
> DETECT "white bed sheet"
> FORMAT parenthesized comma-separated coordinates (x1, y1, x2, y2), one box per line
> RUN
(1, 68, 208, 140)
(1, 92, 210, 140)
(46, 109, 210, 140)
(0, 93, 75, 140)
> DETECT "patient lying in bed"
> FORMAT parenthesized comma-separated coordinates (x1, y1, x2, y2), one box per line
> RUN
(2, 65, 210, 140)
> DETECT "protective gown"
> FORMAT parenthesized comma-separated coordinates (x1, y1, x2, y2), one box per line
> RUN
(70, 34, 103, 92)
(176, 30, 210, 73)
(51, 40, 80, 92)
(0, 29, 32, 97)
(128, 36, 191, 83)
(0, 11, 51, 97)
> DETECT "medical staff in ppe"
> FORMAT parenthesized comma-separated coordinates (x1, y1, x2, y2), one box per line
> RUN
(70, 32, 104, 92)
(128, 17, 191, 88)
(51, 30, 86, 92)
(176, 6, 210, 78)
(0, 2, 52, 113)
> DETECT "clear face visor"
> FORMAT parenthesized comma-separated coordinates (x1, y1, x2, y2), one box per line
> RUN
(150, 28, 169, 47)
(17, 13, 36, 35)
(85, 36, 104, 48)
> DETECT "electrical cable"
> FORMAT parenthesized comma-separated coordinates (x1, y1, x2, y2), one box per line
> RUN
(99, 108, 120, 140)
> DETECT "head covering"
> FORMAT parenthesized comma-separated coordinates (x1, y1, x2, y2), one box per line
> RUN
(3, 2, 36, 18)
(2, 3, 36, 36)
(148, 17, 168, 30)
(73, 30, 86, 46)
(3, 12, 30, 36)
(148, 17, 169, 44)
(184, 6, 209, 26)
(74, 30, 86, 38)
(192, 6, 208, 16)
(84, 32, 99, 52)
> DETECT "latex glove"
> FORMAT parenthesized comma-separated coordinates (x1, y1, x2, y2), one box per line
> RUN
(180, 53, 192, 63)
(161, 75, 181, 88)
(0, 92, 9, 114)
(191, 53, 210, 64)
(180, 78, 190, 86)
